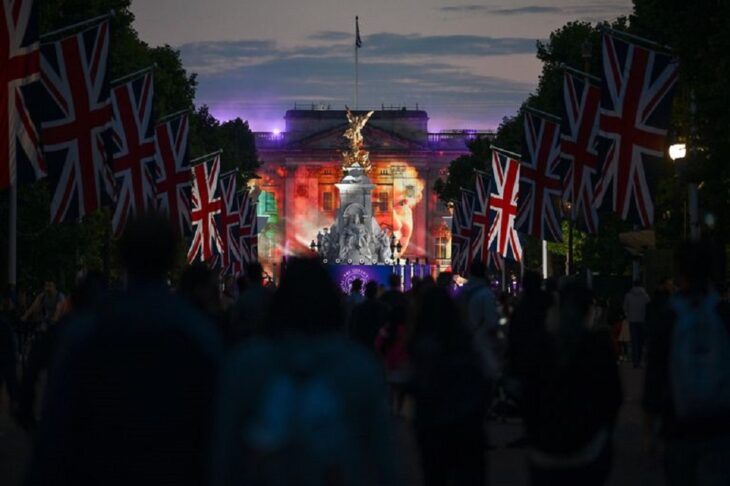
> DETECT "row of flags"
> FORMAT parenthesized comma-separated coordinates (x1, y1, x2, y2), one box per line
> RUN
(452, 30, 679, 275)
(1, 1, 259, 272)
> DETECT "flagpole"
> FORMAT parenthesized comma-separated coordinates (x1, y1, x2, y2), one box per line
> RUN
(7, 181, 17, 287)
(40, 11, 114, 42)
(542, 240, 548, 279)
(354, 16, 359, 110)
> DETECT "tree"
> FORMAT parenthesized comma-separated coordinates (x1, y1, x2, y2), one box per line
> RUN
(630, 0, 730, 245)
(433, 18, 640, 276)
(189, 106, 260, 177)
(1, 0, 259, 290)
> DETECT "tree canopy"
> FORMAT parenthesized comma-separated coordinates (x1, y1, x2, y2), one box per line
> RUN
(1, 0, 259, 290)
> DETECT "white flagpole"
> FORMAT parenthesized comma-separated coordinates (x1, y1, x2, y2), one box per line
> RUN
(542, 240, 548, 279)
(7, 181, 17, 287)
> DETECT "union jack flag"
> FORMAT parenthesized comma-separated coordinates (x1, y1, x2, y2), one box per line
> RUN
(155, 112, 191, 236)
(561, 70, 601, 234)
(517, 109, 564, 242)
(187, 154, 222, 264)
(488, 149, 522, 262)
(593, 32, 679, 228)
(1, 0, 43, 190)
(470, 170, 491, 265)
(450, 188, 474, 276)
(238, 188, 258, 264)
(41, 20, 114, 223)
(215, 171, 241, 274)
(110, 70, 155, 236)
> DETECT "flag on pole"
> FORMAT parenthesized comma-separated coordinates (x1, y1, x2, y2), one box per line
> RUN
(470, 170, 491, 265)
(450, 189, 474, 276)
(355, 16, 362, 48)
(238, 188, 259, 264)
(216, 170, 241, 274)
(1, 0, 43, 190)
(110, 70, 156, 236)
(41, 19, 114, 223)
(593, 31, 679, 228)
(155, 112, 191, 236)
(517, 108, 564, 242)
(187, 153, 222, 264)
(488, 148, 522, 262)
(561, 69, 601, 234)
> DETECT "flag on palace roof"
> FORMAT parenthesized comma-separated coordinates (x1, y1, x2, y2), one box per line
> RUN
(488, 148, 522, 262)
(593, 31, 679, 228)
(110, 70, 156, 236)
(188, 153, 223, 264)
(41, 19, 114, 223)
(517, 108, 564, 242)
(1, 0, 44, 190)
(155, 112, 191, 236)
(561, 69, 602, 234)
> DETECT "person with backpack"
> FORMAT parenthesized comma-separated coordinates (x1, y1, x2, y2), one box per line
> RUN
(643, 240, 730, 485)
(211, 258, 400, 486)
(522, 282, 622, 485)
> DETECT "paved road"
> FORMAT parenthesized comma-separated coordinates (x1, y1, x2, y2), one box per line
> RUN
(486, 364, 663, 485)
(1, 363, 663, 485)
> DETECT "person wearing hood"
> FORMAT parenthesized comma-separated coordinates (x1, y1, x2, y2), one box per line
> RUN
(623, 280, 651, 368)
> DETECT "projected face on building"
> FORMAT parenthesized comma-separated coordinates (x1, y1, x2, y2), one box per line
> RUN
(253, 160, 429, 262)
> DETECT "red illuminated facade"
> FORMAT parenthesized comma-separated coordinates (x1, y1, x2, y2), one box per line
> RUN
(252, 108, 493, 272)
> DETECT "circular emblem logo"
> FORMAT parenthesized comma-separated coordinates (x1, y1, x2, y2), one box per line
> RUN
(340, 268, 370, 294)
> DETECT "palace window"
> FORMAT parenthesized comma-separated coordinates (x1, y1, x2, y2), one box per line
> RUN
(434, 235, 451, 259)
(262, 191, 276, 213)
(323, 191, 334, 211)
(378, 192, 389, 213)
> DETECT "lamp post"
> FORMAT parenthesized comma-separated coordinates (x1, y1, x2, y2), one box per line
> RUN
(669, 142, 700, 241)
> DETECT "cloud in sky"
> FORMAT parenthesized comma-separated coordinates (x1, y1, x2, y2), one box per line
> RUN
(180, 32, 535, 130)
(439, 2, 632, 17)
(180, 33, 540, 130)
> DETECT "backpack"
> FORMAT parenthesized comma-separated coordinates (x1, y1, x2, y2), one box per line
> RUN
(670, 292, 730, 419)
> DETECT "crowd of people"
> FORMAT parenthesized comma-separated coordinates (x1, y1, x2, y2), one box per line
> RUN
(0, 215, 729, 485)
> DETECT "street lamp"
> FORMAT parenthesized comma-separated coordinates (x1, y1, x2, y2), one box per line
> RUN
(669, 142, 700, 241)
(669, 143, 686, 160)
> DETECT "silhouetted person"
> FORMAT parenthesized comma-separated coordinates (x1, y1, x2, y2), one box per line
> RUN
(409, 286, 490, 486)
(503, 271, 553, 447)
(643, 241, 730, 485)
(624, 279, 650, 367)
(211, 258, 400, 485)
(507, 271, 553, 382)
(349, 281, 387, 352)
(344, 278, 365, 325)
(16, 271, 107, 431)
(230, 261, 273, 342)
(22, 280, 64, 325)
(522, 283, 622, 485)
(0, 313, 18, 408)
(25, 215, 222, 486)
(461, 261, 498, 336)
(179, 262, 222, 320)
(380, 273, 408, 332)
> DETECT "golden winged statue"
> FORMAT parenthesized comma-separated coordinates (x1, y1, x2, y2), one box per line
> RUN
(342, 107, 375, 172)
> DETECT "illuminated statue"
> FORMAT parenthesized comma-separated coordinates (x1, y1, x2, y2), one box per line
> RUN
(342, 107, 375, 172)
